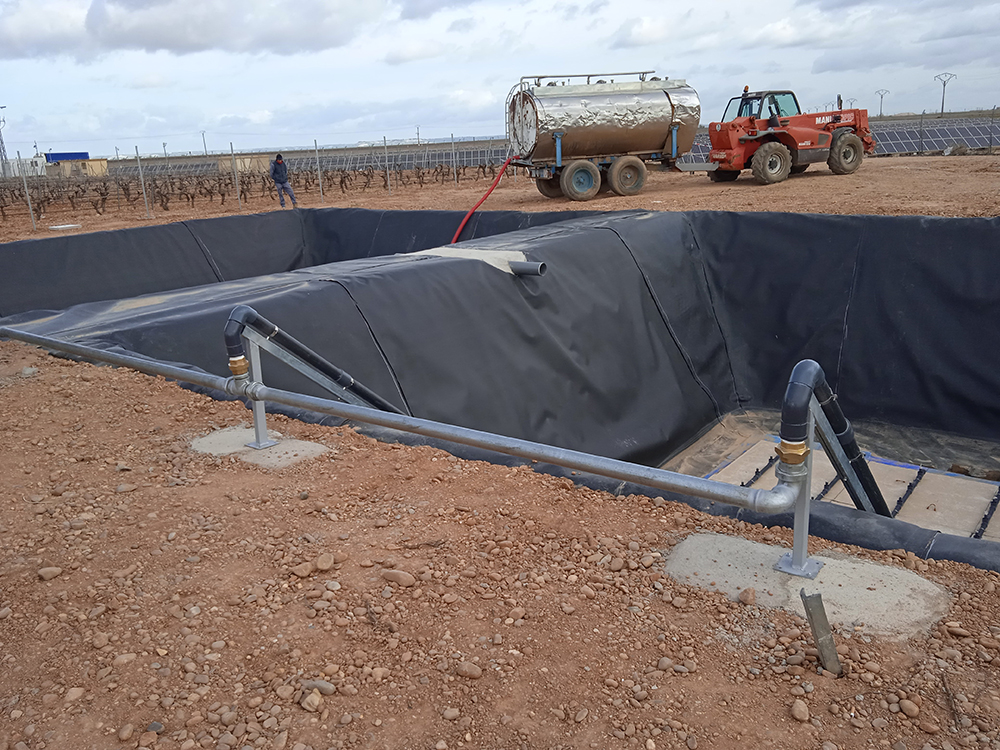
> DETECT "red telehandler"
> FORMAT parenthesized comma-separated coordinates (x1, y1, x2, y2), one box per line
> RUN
(704, 89, 876, 184)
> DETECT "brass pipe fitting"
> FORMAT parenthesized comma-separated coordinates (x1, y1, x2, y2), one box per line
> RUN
(228, 356, 249, 377)
(775, 440, 810, 465)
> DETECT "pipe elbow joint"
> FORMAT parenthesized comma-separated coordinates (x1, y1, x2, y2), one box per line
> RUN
(750, 482, 799, 514)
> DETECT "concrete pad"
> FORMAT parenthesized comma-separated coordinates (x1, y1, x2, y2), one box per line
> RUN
(663, 533, 950, 638)
(896, 472, 995, 537)
(190, 426, 328, 469)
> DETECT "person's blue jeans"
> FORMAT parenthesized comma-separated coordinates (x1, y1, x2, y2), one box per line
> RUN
(276, 181, 297, 207)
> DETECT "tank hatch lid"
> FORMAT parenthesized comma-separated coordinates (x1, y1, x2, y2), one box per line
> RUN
(530, 80, 690, 98)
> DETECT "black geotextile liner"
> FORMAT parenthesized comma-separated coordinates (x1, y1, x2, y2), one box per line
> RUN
(688, 212, 1000, 441)
(3, 217, 718, 464)
(4, 207, 1000, 571)
(0, 208, 589, 318)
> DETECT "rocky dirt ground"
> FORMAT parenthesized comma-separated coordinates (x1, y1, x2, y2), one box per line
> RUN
(0, 154, 997, 244)
(2, 152, 1000, 750)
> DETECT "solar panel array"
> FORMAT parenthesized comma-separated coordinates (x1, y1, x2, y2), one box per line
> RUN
(871, 117, 999, 155)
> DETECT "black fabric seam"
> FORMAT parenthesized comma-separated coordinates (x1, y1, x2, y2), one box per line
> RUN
(683, 214, 744, 407)
(835, 222, 867, 388)
(180, 222, 226, 282)
(601, 224, 724, 421)
(329, 279, 412, 415)
(368, 211, 386, 258)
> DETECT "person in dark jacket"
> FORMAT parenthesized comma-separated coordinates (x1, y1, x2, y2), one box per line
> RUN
(270, 154, 298, 208)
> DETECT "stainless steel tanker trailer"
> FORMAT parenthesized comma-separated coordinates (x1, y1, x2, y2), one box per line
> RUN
(506, 71, 700, 201)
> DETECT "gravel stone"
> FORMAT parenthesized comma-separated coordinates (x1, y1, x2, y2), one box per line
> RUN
(790, 699, 809, 722)
(381, 568, 416, 587)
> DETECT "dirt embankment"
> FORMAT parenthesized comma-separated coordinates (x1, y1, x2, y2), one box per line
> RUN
(2, 341, 1000, 750)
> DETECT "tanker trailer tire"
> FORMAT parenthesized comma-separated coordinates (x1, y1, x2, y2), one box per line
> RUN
(598, 169, 613, 194)
(535, 176, 564, 199)
(828, 133, 864, 175)
(608, 156, 646, 196)
(559, 160, 601, 201)
(709, 169, 739, 182)
(751, 142, 792, 184)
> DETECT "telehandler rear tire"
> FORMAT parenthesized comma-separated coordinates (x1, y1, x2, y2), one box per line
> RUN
(828, 133, 864, 175)
(751, 142, 792, 184)
(608, 156, 646, 196)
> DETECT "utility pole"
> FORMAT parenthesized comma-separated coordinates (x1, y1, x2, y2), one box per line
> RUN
(163, 142, 169, 175)
(875, 89, 889, 117)
(201, 131, 208, 156)
(935, 73, 956, 116)
(0, 105, 10, 179)
(416, 125, 420, 145)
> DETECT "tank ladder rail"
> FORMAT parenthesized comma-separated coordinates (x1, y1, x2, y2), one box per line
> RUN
(222, 305, 406, 449)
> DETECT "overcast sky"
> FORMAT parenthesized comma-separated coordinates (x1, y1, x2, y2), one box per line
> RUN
(1, 0, 998, 158)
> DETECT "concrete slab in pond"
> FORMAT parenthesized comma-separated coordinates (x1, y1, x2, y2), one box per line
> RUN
(896, 472, 996, 537)
(663, 533, 950, 638)
(190, 426, 328, 469)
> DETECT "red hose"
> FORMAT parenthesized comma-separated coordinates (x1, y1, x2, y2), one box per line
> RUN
(450, 155, 519, 244)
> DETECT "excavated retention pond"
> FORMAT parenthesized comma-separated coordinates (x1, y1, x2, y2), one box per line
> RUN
(2, 208, 1000, 569)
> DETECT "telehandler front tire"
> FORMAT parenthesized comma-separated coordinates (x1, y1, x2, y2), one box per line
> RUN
(709, 169, 740, 182)
(751, 142, 792, 184)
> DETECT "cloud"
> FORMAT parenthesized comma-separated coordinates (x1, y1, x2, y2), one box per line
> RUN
(918, 12, 1000, 42)
(0, 0, 387, 58)
(447, 16, 475, 32)
(384, 42, 442, 65)
(610, 17, 671, 48)
(394, 0, 480, 20)
(125, 72, 172, 88)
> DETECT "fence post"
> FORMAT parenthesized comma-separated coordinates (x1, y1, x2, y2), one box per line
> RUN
(991, 106, 997, 155)
(17, 151, 37, 231)
(135, 146, 152, 219)
(314, 139, 325, 204)
(383, 136, 391, 196)
(230, 142, 242, 211)
(918, 110, 925, 153)
(452, 134, 458, 184)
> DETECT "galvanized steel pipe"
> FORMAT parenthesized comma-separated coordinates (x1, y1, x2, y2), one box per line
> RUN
(1, 326, 802, 513)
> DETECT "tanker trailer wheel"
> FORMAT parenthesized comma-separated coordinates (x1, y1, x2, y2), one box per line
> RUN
(827, 133, 864, 175)
(708, 169, 739, 182)
(559, 160, 601, 201)
(608, 156, 647, 196)
(535, 176, 563, 198)
(751, 142, 792, 184)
